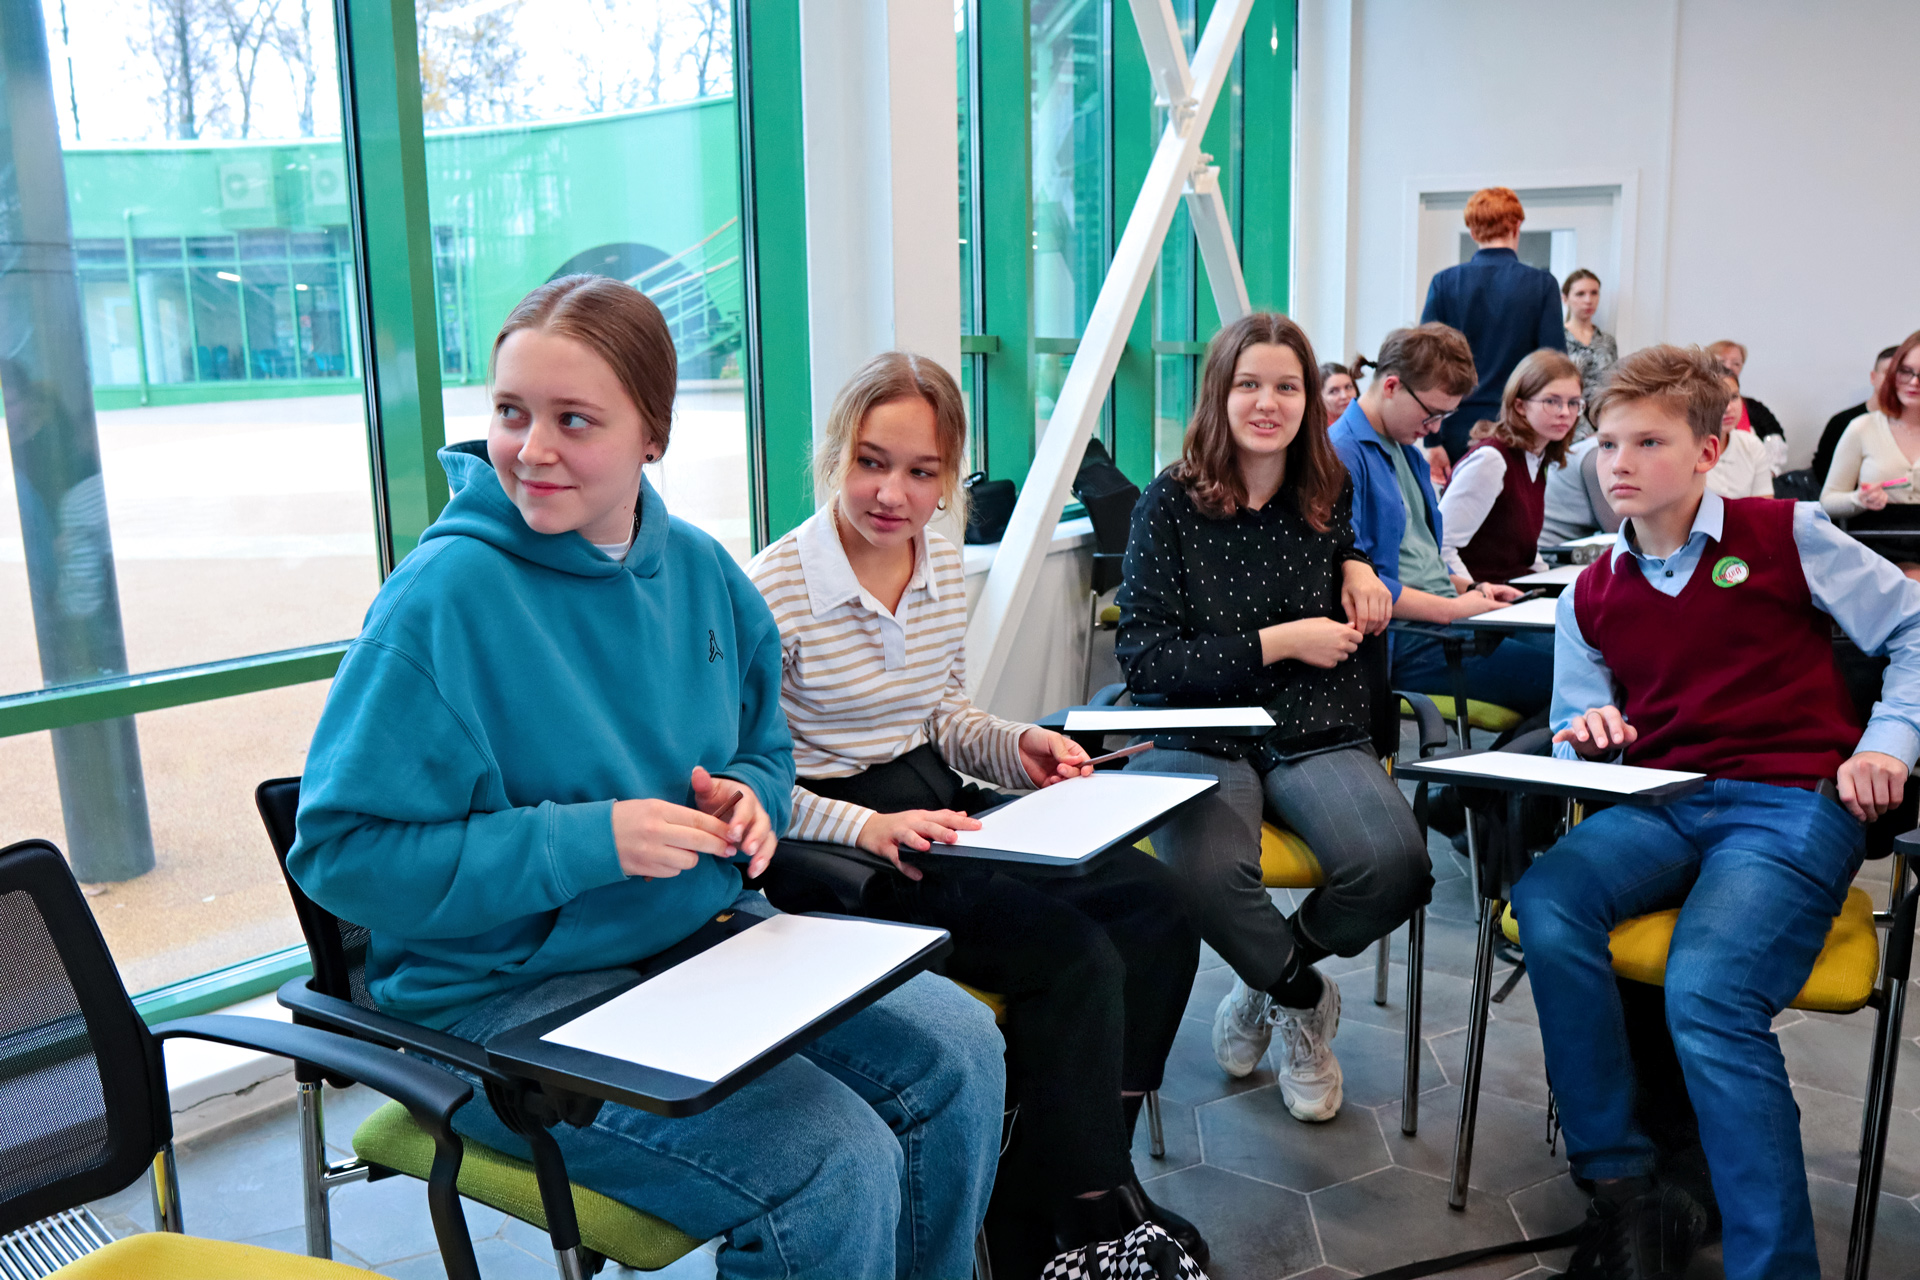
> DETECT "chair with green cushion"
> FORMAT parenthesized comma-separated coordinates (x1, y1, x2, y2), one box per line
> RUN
(349, 1101, 700, 1270)
(255, 777, 702, 1280)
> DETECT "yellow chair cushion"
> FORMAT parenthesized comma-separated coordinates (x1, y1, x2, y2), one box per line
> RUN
(353, 1102, 700, 1272)
(52, 1232, 377, 1278)
(1413, 695, 1523, 734)
(956, 983, 1008, 1023)
(1137, 828, 1324, 890)
(1260, 823, 1323, 889)
(1502, 887, 1880, 1014)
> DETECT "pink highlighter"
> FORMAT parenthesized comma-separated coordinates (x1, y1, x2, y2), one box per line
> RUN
(1869, 477, 1913, 491)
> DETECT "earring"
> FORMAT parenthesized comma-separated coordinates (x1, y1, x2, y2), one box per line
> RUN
(645, 453, 656, 462)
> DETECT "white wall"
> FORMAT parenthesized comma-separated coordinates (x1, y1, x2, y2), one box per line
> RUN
(1295, 0, 1920, 467)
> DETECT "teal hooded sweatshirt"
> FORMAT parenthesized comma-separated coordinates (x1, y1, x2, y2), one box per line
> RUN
(288, 443, 794, 1029)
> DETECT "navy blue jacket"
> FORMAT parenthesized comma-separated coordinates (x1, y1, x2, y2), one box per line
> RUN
(1328, 400, 1443, 603)
(1420, 247, 1565, 458)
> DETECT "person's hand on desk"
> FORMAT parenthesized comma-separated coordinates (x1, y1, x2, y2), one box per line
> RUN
(1019, 727, 1094, 788)
(1260, 616, 1363, 668)
(1437, 581, 1521, 621)
(1836, 752, 1909, 823)
(857, 809, 983, 880)
(1339, 560, 1393, 635)
(1553, 705, 1638, 760)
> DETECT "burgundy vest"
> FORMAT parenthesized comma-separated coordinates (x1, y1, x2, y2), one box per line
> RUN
(1457, 441, 1547, 583)
(1571, 497, 1860, 789)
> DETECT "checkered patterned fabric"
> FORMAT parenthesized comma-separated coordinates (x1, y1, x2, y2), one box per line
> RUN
(1039, 1222, 1206, 1279)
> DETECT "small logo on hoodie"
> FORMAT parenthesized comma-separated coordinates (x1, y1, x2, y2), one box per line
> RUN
(708, 630, 724, 663)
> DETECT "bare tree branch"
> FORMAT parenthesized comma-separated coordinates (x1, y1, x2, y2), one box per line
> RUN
(678, 0, 731, 98)
(213, 0, 281, 139)
(418, 0, 525, 127)
(272, 0, 318, 136)
(132, 0, 224, 140)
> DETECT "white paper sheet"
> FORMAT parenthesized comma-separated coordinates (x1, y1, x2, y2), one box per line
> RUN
(1459, 595, 1560, 629)
(1550, 532, 1616, 548)
(1511, 564, 1582, 586)
(1414, 751, 1702, 796)
(1063, 707, 1275, 732)
(540, 914, 943, 1083)
(947, 772, 1217, 860)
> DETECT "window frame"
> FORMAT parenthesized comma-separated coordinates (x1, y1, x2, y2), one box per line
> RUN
(0, 0, 808, 1022)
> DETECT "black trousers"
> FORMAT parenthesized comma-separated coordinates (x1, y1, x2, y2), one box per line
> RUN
(803, 748, 1201, 1195)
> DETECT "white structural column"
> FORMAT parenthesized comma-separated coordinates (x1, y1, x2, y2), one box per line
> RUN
(1290, 0, 1356, 361)
(798, 0, 962, 435)
(965, 0, 1254, 705)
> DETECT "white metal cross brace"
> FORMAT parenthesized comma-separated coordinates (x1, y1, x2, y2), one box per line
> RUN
(964, 0, 1254, 705)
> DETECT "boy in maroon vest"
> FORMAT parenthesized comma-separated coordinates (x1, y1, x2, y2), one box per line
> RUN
(1512, 345, 1920, 1280)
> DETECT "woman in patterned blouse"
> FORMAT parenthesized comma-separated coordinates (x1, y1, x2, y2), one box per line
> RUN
(1118, 313, 1429, 1127)
(1562, 269, 1616, 437)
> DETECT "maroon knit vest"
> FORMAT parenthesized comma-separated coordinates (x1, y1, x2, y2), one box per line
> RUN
(1458, 441, 1547, 583)
(1571, 497, 1860, 789)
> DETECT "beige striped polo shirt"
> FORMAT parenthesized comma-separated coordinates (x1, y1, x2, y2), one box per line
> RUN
(747, 508, 1033, 845)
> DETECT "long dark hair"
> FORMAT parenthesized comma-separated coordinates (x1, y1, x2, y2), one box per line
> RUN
(1171, 313, 1346, 531)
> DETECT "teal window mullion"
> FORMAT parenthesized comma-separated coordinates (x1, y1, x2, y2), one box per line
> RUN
(335, 0, 448, 574)
(1111, 0, 1155, 487)
(1240, 0, 1294, 312)
(979, 0, 1034, 488)
(737, 0, 813, 546)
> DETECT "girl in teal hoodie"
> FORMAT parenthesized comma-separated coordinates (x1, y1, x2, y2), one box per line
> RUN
(288, 276, 1003, 1280)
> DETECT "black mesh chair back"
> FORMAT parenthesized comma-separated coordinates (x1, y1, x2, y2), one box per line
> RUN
(1073, 439, 1141, 597)
(255, 777, 377, 1011)
(0, 840, 169, 1237)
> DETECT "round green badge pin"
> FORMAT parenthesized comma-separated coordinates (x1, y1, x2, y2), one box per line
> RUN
(1711, 555, 1749, 587)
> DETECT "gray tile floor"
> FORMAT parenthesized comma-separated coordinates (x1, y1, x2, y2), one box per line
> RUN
(86, 831, 1920, 1279)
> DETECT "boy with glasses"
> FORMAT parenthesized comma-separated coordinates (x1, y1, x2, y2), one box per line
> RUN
(1329, 323, 1553, 717)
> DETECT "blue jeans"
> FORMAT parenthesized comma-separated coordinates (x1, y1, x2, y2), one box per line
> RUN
(1390, 629, 1552, 717)
(1511, 781, 1864, 1280)
(442, 893, 1005, 1280)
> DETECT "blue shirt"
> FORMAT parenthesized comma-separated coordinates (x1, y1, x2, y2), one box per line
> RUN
(1420, 247, 1566, 453)
(1552, 491, 1920, 767)
(1329, 399, 1445, 602)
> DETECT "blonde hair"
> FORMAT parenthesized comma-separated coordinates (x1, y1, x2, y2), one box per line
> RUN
(816, 352, 970, 514)
(1590, 345, 1734, 442)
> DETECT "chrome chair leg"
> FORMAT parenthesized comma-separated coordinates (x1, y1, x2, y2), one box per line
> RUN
(1845, 856, 1915, 1280)
(298, 1081, 334, 1258)
(1449, 896, 1502, 1210)
(974, 1226, 995, 1280)
(1402, 906, 1426, 1135)
(150, 1143, 184, 1234)
(1145, 1090, 1165, 1160)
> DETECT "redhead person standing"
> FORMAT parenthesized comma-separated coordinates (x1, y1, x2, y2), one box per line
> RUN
(748, 353, 1206, 1276)
(1439, 349, 1582, 583)
(288, 277, 1004, 1280)
(1118, 313, 1429, 1123)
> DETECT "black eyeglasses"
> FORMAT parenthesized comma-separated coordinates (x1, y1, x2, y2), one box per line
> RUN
(1403, 384, 1456, 429)
(1895, 366, 1920, 386)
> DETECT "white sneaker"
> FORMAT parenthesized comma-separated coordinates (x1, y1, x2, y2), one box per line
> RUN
(1211, 976, 1274, 1078)
(1272, 973, 1343, 1122)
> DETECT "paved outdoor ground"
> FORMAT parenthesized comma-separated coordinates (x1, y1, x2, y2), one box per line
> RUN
(0, 385, 746, 992)
(85, 804, 1920, 1278)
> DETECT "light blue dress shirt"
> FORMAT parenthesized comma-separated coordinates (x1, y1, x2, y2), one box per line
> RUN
(1552, 492, 1920, 766)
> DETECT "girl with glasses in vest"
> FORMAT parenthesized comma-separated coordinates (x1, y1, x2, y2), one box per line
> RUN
(1438, 348, 1581, 585)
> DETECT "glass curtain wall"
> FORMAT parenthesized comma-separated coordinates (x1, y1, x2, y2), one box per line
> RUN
(417, 0, 752, 560)
(1030, 0, 1108, 448)
(1, 0, 376, 986)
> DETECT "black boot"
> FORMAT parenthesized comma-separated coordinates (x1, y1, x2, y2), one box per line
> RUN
(1117, 1179, 1210, 1269)
(1565, 1179, 1708, 1280)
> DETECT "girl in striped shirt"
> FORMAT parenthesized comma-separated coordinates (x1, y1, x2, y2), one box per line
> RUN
(748, 352, 1206, 1276)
